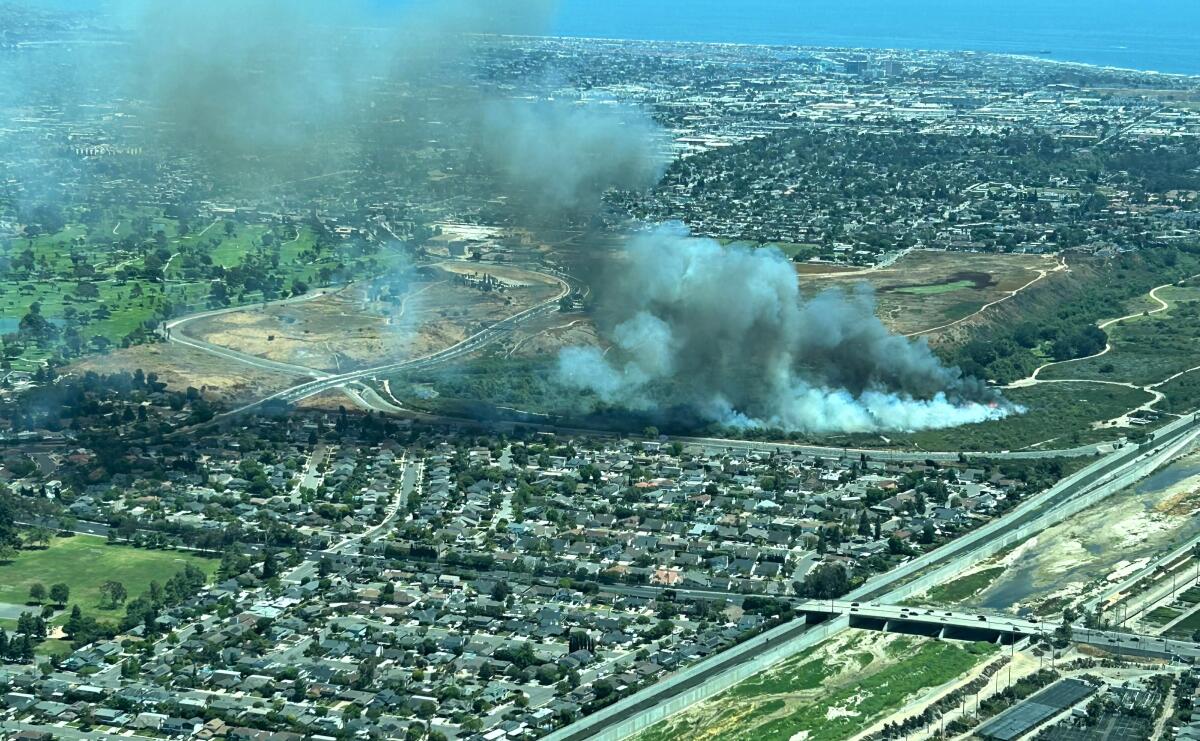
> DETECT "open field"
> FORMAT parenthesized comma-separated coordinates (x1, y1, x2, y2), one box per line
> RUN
(1165, 610, 1200, 639)
(845, 382, 1156, 452)
(633, 631, 997, 741)
(1039, 280, 1200, 387)
(184, 263, 561, 373)
(805, 250, 1060, 337)
(391, 358, 1156, 453)
(67, 342, 301, 404)
(0, 535, 218, 622)
(1145, 606, 1183, 626)
(503, 311, 600, 359)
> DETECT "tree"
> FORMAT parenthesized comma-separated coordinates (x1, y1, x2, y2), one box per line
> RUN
(569, 631, 595, 654)
(100, 580, 128, 608)
(49, 583, 69, 607)
(65, 605, 83, 634)
(1053, 621, 1073, 647)
(490, 580, 512, 602)
(593, 679, 615, 700)
(26, 527, 51, 549)
(800, 563, 850, 600)
(535, 664, 560, 685)
(261, 549, 279, 580)
(28, 582, 46, 604)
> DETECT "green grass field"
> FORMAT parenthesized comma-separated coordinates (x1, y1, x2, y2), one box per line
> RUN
(1165, 608, 1200, 639)
(634, 636, 997, 741)
(1145, 606, 1183, 626)
(2, 212, 406, 369)
(0, 536, 218, 622)
(919, 567, 1006, 605)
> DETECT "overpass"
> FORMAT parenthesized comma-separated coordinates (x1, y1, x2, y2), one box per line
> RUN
(795, 601, 1198, 662)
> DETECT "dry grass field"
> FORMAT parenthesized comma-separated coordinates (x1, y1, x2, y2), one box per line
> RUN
(803, 250, 1061, 338)
(185, 263, 561, 373)
(68, 342, 301, 404)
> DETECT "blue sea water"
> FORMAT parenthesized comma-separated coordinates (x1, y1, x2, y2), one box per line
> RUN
(552, 0, 1200, 76)
(57, 0, 1200, 76)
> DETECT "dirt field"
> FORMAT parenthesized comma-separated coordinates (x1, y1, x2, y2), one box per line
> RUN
(795, 262, 864, 276)
(803, 250, 1060, 338)
(68, 343, 300, 404)
(503, 312, 602, 358)
(185, 263, 562, 373)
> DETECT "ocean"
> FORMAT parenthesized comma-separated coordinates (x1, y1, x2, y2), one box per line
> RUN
(552, 0, 1200, 77)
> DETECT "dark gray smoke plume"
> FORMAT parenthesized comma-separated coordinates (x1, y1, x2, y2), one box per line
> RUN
(119, 0, 553, 159)
(480, 99, 667, 214)
(100, 0, 664, 214)
(558, 224, 1016, 434)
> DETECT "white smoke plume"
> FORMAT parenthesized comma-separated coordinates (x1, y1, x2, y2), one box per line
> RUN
(557, 224, 1018, 434)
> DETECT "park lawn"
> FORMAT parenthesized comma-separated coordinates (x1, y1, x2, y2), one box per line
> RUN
(0, 535, 218, 622)
(36, 638, 74, 659)
(206, 225, 273, 267)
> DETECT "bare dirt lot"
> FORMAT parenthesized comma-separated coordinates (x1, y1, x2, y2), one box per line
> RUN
(804, 250, 1061, 338)
(185, 263, 562, 373)
(503, 311, 602, 359)
(68, 343, 300, 404)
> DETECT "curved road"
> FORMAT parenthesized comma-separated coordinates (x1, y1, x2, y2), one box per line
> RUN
(165, 263, 573, 419)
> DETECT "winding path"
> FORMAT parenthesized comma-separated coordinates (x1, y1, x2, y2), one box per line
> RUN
(1005, 274, 1200, 431)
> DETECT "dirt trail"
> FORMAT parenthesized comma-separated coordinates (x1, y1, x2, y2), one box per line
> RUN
(1004, 274, 1200, 429)
(907, 256, 1068, 338)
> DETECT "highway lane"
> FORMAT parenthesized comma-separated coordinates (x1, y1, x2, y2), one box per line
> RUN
(800, 600, 1200, 661)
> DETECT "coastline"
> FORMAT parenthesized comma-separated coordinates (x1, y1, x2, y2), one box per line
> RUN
(509, 32, 1200, 79)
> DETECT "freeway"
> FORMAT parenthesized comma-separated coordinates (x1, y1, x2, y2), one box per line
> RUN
(544, 412, 1200, 741)
(797, 601, 1200, 662)
(672, 433, 1116, 462)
